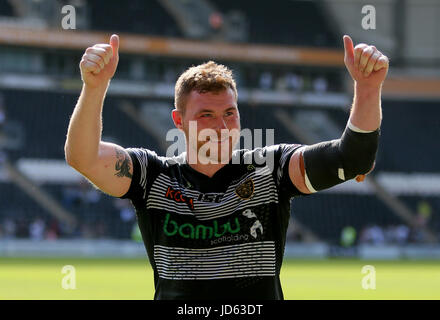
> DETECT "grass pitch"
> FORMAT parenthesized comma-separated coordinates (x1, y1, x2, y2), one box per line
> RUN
(0, 258, 439, 300)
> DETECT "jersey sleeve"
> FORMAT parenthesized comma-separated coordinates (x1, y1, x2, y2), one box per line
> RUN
(274, 143, 310, 198)
(119, 148, 161, 205)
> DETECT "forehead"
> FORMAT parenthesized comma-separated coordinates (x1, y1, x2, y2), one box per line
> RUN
(186, 88, 237, 113)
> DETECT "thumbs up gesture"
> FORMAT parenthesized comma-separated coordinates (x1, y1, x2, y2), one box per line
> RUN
(343, 35, 389, 88)
(80, 34, 119, 88)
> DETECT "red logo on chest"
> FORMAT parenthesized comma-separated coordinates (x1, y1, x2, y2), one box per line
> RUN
(165, 186, 195, 210)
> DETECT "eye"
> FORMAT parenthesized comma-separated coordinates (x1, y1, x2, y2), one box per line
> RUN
(225, 111, 234, 117)
(200, 113, 212, 118)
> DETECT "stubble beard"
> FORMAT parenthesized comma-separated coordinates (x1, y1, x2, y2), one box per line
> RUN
(183, 122, 240, 165)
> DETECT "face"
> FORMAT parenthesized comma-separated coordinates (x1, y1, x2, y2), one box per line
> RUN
(172, 88, 240, 164)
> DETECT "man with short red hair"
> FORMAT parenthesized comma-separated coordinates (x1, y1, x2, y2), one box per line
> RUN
(65, 34, 388, 299)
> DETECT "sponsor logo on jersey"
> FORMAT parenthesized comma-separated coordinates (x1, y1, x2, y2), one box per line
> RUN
(242, 209, 264, 238)
(197, 193, 223, 203)
(163, 213, 240, 240)
(235, 179, 254, 200)
(165, 186, 195, 210)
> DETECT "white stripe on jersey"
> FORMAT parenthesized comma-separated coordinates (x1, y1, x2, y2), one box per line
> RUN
(146, 169, 278, 220)
(154, 242, 276, 280)
(127, 148, 149, 199)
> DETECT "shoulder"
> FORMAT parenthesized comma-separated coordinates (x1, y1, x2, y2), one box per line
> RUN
(233, 144, 302, 163)
(126, 148, 187, 168)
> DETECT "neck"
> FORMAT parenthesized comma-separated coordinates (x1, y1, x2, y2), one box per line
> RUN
(185, 150, 231, 178)
(188, 161, 226, 178)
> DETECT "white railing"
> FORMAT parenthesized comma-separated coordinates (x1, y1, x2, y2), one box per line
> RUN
(2, 239, 440, 260)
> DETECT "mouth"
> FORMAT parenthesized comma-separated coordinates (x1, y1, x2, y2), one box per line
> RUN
(212, 137, 229, 143)
(208, 136, 230, 143)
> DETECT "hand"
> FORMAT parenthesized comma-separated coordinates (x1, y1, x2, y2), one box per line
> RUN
(80, 34, 119, 88)
(343, 35, 389, 88)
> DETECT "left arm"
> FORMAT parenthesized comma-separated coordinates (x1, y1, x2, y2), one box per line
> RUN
(346, 34, 388, 132)
(289, 35, 389, 193)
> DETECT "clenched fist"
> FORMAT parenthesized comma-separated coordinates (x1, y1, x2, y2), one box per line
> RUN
(343, 35, 389, 88)
(80, 34, 119, 88)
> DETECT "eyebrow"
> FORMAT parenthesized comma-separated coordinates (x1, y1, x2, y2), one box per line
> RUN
(224, 107, 237, 113)
(196, 106, 237, 115)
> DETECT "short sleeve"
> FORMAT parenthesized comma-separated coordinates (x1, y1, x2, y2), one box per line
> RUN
(274, 144, 309, 198)
(119, 148, 160, 203)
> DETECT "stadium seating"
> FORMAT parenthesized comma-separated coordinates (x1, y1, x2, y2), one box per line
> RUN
(325, 99, 440, 173)
(1, 90, 162, 160)
(0, 182, 54, 238)
(0, 1, 438, 246)
(0, 1, 13, 17)
(1, 87, 439, 243)
(211, 0, 338, 46)
(88, 0, 182, 38)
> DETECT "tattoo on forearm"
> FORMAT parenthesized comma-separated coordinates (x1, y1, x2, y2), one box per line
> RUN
(115, 148, 132, 178)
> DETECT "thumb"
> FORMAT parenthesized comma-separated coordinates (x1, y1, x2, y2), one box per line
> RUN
(343, 35, 354, 65)
(110, 34, 119, 57)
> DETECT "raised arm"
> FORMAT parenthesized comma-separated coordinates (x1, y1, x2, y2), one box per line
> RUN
(289, 35, 389, 194)
(64, 34, 132, 197)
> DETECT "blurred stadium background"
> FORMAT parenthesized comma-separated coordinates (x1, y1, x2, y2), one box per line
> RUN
(0, 0, 439, 299)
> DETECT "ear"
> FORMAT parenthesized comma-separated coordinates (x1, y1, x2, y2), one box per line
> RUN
(172, 109, 183, 130)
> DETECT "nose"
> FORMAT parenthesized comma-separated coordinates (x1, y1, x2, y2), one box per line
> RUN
(215, 116, 228, 130)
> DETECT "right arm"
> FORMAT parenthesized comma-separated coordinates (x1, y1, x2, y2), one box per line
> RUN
(64, 34, 132, 197)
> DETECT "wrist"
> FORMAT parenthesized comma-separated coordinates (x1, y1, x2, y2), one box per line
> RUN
(354, 81, 382, 95)
(83, 81, 110, 94)
(347, 119, 376, 133)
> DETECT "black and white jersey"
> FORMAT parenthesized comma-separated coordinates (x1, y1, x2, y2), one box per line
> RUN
(121, 144, 306, 300)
